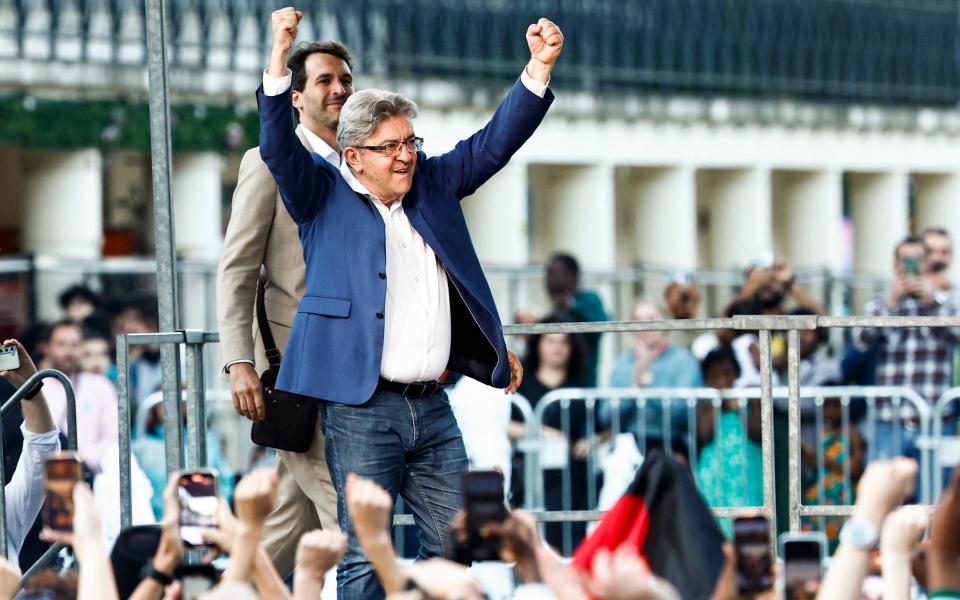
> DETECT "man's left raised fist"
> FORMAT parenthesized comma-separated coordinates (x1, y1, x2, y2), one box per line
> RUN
(526, 17, 564, 67)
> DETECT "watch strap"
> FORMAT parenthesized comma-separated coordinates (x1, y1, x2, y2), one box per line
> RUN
(146, 565, 174, 586)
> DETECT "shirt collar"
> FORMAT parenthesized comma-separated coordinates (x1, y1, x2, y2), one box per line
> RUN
(298, 125, 340, 167)
(338, 159, 405, 212)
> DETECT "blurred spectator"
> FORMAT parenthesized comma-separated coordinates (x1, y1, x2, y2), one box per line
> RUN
(0, 340, 61, 562)
(695, 347, 763, 528)
(853, 235, 959, 460)
(515, 314, 590, 549)
(800, 389, 866, 551)
(663, 273, 701, 321)
(133, 390, 235, 519)
(79, 326, 116, 382)
(113, 295, 162, 407)
(39, 319, 119, 474)
(922, 226, 953, 293)
(736, 255, 825, 316)
(545, 253, 608, 386)
(57, 284, 100, 324)
(604, 300, 702, 449)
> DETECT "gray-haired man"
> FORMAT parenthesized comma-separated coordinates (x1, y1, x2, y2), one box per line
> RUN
(260, 8, 562, 598)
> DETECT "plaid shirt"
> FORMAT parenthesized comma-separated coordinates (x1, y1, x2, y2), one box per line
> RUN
(853, 292, 959, 405)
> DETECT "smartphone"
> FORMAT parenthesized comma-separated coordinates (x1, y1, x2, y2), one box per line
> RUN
(0, 345, 19, 372)
(43, 452, 84, 532)
(177, 470, 219, 548)
(733, 515, 773, 594)
(903, 255, 921, 276)
(780, 532, 826, 600)
(462, 470, 508, 562)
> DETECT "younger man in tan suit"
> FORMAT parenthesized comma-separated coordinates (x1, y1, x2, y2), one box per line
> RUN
(216, 40, 354, 576)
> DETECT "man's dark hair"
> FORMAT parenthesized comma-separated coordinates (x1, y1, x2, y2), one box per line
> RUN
(43, 319, 81, 343)
(894, 235, 926, 259)
(58, 284, 99, 311)
(548, 253, 580, 279)
(287, 41, 353, 93)
(701, 346, 741, 380)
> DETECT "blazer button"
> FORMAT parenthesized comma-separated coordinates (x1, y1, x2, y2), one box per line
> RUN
(378, 272, 386, 280)
(376, 312, 384, 319)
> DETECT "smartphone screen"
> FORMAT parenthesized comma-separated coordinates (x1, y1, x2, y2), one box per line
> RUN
(733, 516, 773, 593)
(903, 255, 920, 276)
(784, 539, 823, 600)
(0, 346, 19, 372)
(43, 454, 83, 532)
(462, 471, 507, 561)
(177, 471, 219, 547)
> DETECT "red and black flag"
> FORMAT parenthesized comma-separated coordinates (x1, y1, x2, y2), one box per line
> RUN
(572, 448, 726, 600)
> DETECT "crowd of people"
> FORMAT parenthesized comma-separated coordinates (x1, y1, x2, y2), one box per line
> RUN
(1, 5, 959, 599)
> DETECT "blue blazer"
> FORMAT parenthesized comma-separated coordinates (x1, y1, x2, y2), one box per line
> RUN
(257, 79, 554, 405)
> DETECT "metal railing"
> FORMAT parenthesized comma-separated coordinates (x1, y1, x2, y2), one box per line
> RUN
(3, 0, 959, 105)
(0, 369, 78, 581)
(110, 313, 960, 556)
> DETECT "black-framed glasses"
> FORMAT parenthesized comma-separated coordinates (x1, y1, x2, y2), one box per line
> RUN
(355, 136, 424, 157)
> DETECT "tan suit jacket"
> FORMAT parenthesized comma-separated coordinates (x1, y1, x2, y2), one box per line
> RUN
(217, 127, 312, 372)
(216, 125, 339, 576)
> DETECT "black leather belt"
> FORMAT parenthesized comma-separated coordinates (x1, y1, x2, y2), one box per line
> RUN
(377, 377, 440, 399)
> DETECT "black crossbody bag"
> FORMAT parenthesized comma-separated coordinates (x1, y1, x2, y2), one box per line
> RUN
(249, 281, 320, 453)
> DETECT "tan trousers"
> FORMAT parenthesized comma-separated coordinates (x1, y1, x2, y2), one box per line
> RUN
(260, 416, 340, 577)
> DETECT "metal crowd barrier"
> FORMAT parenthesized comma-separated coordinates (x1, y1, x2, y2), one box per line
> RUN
(521, 385, 938, 555)
(112, 314, 960, 556)
(0, 369, 78, 581)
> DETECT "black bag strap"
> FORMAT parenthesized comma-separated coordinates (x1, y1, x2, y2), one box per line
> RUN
(256, 279, 282, 370)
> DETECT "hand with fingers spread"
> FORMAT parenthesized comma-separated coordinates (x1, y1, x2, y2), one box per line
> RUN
(505, 350, 523, 394)
(525, 17, 564, 83)
(229, 362, 265, 421)
(880, 505, 929, 600)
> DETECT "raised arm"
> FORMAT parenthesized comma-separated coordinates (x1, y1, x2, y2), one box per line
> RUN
(258, 7, 334, 224)
(427, 18, 561, 198)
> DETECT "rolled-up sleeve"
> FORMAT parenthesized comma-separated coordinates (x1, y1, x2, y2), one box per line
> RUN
(6, 424, 61, 560)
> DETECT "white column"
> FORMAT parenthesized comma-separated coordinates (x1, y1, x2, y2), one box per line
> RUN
(696, 168, 771, 269)
(22, 149, 103, 258)
(914, 173, 960, 280)
(848, 171, 908, 276)
(772, 170, 843, 269)
(616, 166, 697, 269)
(461, 161, 528, 266)
(529, 164, 616, 269)
(173, 152, 224, 260)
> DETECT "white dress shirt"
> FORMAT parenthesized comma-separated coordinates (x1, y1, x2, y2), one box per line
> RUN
(6, 424, 61, 560)
(262, 68, 547, 382)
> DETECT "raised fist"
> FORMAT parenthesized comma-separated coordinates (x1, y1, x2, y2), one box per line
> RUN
(234, 468, 278, 527)
(271, 7, 303, 54)
(526, 18, 564, 67)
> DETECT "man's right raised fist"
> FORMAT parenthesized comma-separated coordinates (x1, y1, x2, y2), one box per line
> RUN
(271, 7, 303, 54)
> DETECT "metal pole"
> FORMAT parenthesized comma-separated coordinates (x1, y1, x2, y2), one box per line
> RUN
(145, 0, 184, 475)
(116, 334, 133, 530)
(758, 330, 778, 553)
(786, 329, 802, 532)
(183, 330, 207, 469)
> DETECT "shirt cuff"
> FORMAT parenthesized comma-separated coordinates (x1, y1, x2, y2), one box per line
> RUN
(520, 68, 549, 98)
(224, 359, 256, 374)
(262, 68, 293, 96)
(20, 423, 61, 446)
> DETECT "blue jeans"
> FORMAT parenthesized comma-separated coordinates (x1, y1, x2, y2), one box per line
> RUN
(320, 388, 468, 600)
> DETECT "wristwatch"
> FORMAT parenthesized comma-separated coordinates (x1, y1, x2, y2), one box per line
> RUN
(839, 518, 880, 550)
(143, 564, 174, 586)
